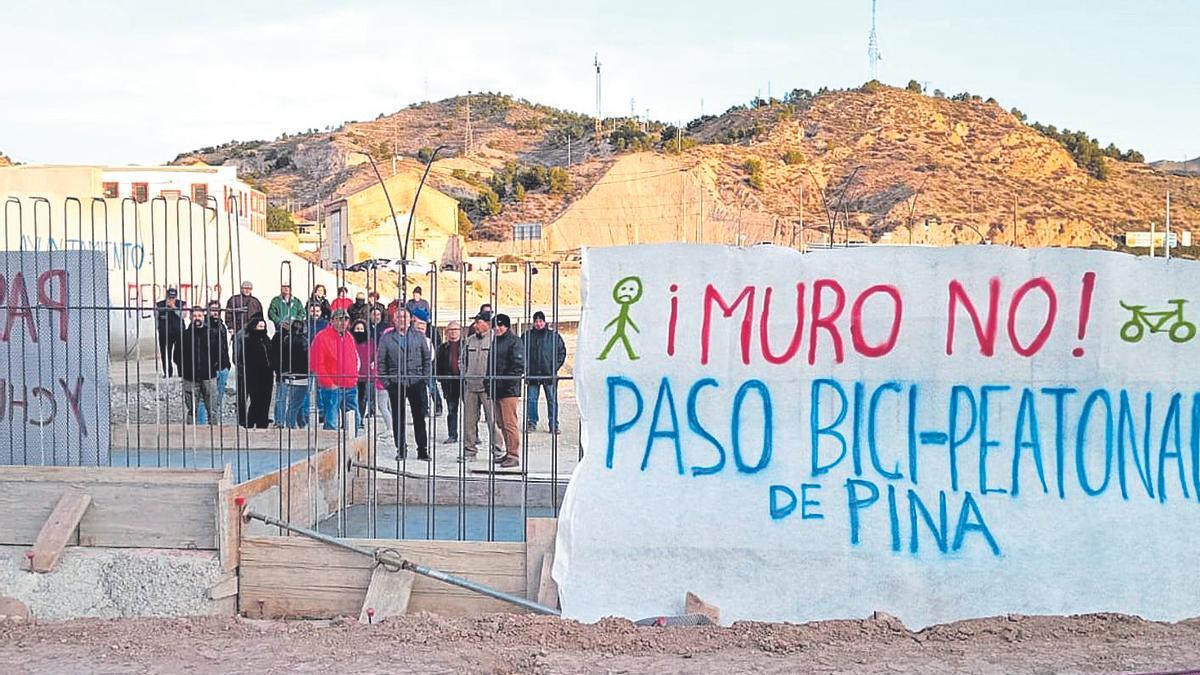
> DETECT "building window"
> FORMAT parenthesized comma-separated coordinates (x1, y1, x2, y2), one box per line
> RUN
(160, 190, 181, 200)
(132, 183, 149, 203)
(191, 184, 208, 204)
(102, 182, 119, 199)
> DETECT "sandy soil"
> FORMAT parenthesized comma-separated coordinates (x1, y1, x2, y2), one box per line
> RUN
(2, 612, 1199, 674)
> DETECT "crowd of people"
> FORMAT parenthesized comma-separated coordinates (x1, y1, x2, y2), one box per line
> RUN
(154, 282, 568, 469)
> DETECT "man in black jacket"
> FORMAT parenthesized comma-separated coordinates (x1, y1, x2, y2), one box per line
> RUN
(175, 306, 222, 425)
(490, 313, 524, 468)
(434, 320, 464, 443)
(197, 300, 232, 425)
(522, 311, 566, 434)
(154, 288, 184, 376)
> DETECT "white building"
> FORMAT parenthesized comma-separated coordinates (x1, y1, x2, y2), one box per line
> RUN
(99, 163, 267, 235)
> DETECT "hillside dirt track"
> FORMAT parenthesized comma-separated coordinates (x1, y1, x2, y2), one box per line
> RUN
(2, 611, 1200, 674)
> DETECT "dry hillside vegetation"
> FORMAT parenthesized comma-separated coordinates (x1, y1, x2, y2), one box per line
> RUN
(176, 85, 1200, 251)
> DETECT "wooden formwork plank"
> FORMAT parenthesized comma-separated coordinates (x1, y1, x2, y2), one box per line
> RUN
(0, 466, 225, 485)
(240, 536, 526, 619)
(0, 479, 219, 549)
(536, 549, 559, 610)
(359, 568, 415, 623)
(29, 489, 92, 573)
(525, 518, 557, 601)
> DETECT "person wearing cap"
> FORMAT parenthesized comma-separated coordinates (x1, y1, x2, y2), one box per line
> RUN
(175, 306, 223, 425)
(377, 307, 432, 460)
(435, 320, 464, 444)
(268, 282, 305, 329)
(197, 300, 232, 425)
(225, 280, 263, 335)
(459, 309, 501, 462)
(489, 313, 525, 468)
(154, 288, 185, 377)
(522, 310, 566, 434)
(310, 308, 361, 432)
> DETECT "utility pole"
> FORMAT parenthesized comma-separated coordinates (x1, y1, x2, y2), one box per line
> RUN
(594, 54, 602, 144)
(465, 90, 474, 157)
(1166, 191, 1172, 262)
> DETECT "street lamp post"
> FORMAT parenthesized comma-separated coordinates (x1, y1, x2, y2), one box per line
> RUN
(907, 171, 933, 245)
(832, 165, 865, 247)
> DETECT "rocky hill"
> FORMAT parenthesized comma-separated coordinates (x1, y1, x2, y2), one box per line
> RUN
(173, 85, 1200, 250)
(1151, 157, 1200, 176)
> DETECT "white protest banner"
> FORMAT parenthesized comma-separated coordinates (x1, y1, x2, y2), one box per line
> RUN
(555, 244, 1200, 628)
(1, 251, 110, 465)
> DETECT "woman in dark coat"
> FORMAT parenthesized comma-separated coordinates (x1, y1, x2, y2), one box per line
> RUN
(234, 314, 275, 428)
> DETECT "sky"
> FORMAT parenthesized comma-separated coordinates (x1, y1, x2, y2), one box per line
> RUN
(2, 0, 1197, 165)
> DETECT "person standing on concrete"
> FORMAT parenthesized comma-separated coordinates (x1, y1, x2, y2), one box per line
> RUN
(233, 314, 274, 428)
(310, 309, 360, 432)
(270, 319, 310, 429)
(350, 318, 378, 418)
(490, 313, 525, 468)
(522, 311, 566, 434)
(411, 307, 442, 417)
(435, 320, 464, 444)
(459, 310, 500, 462)
(377, 307, 432, 460)
(197, 300, 232, 425)
(175, 306, 222, 425)
(268, 283, 305, 330)
(154, 288, 184, 377)
(308, 284, 331, 319)
(225, 280, 263, 336)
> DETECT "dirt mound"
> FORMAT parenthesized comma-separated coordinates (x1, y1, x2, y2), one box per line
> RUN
(3, 612, 1199, 673)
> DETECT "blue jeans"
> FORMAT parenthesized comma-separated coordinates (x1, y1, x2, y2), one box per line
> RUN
(274, 381, 287, 425)
(282, 381, 309, 428)
(197, 369, 229, 425)
(527, 379, 558, 429)
(318, 387, 360, 433)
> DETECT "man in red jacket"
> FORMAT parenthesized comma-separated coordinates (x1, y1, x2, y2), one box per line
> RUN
(310, 309, 360, 432)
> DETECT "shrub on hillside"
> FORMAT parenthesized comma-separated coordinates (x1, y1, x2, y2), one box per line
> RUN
(782, 150, 804, 165)
(416, 146, 434, 163)
(266, 206, 295, 232)
(548, 167, 571, 194)
(476, 188, 502, 216)
(457, 208, 473, 236)
(513, 183, 527, 202)
(745, 158, 765, 189)
(906, 80, 923, 93)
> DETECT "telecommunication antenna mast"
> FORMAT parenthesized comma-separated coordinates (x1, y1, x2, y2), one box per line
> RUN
(868, 0, 881, 79)
(594, 54, 603, 144)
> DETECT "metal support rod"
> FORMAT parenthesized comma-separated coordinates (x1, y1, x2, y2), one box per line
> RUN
(241, 506, 560, 616)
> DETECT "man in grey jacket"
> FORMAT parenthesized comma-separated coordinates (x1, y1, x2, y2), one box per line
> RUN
(376, 307, 432, 460)
(459, 310, 502, 462)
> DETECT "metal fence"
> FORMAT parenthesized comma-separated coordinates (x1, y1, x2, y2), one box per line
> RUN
(1, 194, 580, 542)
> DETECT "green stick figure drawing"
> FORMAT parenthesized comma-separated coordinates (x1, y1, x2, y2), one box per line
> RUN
(598, 275, 643, 360)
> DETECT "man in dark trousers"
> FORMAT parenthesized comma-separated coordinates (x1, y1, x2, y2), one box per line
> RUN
(197, 300, 232, 425)
(490, 313, 524, 468)
(435, 320, 464, 443)
(377, 307, 432, 460)
(154, 288, 184, 376)
(522, 311, 567, 433)
(175, 306, 222, 424)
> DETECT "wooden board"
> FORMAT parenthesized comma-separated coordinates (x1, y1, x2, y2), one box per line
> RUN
(359, 567, 415, 623)
(536, 549, 559, 609)
(0, 466, 222, 549)
(29, 489, 92, 572)
(525, 518, 557, 601)
(240, 536, 526, 619)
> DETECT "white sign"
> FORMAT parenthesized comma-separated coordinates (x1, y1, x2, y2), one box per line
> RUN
(556, 244, 1200, 628)
(1126, 231, 1191, 248)
(0, 251, 110, 465)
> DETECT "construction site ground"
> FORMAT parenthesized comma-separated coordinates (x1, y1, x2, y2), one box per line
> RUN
(3, 612, 1199, 674)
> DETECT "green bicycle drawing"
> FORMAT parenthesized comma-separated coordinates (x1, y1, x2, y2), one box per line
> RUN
(1119, 299, 1197, 343)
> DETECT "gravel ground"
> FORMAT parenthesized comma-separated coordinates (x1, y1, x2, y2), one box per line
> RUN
(109, 381, 240, 426)
(1, 612, 1199, 674)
